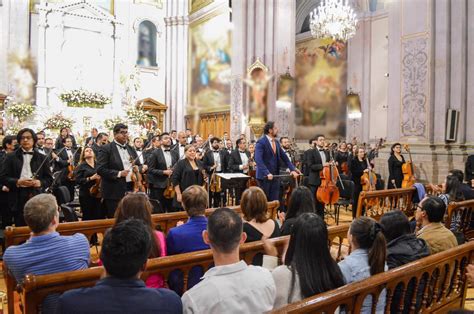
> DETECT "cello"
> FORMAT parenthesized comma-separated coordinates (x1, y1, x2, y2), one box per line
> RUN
(316, 150, 341, 205)
(361, 157, 378, 207)
(401, 144, 416, 188)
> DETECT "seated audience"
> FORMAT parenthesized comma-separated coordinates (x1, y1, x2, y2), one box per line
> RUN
(166, 185, 210, 295)
(268, 213, 344, 309)
(338, 217, 387, 314)
(241, 186, 281, 265)
(58, 219, 182, 313)
(438, 175, 465, 232)
(3, 194, 90, 313)
(449, 169, 474, 200)
(415, 196, 458, 254)
(380, 210, 430, 314)
(279, 186, 315, 236)
(182, 207, 276, 313)
(114, 193, 167, 288)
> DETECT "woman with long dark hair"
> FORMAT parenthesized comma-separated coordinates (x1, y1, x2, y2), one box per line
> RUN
(280, 186, 315, 236)
(114, 193, 167, 287)
(388, 143, 405, 189)
(272, 213, 345, 309)
(350, 147, 368, 218)
(439, 174, 465, 231)
(74, 147, 102, 220)
(339, 217, 387, 313)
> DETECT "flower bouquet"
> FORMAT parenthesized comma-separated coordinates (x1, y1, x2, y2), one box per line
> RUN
(7, 102, 35, 122)
(44, 112, 75, 131)
(126, 107, 154, 126)
(60, 89, 111, 109)
(104, 116, 127, 130)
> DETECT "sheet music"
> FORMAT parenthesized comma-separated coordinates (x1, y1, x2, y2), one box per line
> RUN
(217, 173, 250, 180)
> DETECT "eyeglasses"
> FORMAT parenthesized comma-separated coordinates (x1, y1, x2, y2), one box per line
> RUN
(20, 136, 33, 141)
(416, 204, 424, 211)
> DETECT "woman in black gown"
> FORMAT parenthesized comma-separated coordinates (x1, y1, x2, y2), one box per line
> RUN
(171, 145, 206, 211)
(387, 143, 405, 189)
(74, 146, 102, 220)
(350, 147, 368, 219)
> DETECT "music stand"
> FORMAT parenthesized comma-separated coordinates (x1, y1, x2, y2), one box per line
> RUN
(217, 173, 251, 206)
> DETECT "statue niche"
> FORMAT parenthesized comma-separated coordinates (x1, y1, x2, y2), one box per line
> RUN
(137, 20, 157, 67)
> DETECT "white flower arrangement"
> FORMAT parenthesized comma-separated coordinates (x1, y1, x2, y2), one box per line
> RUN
(5, 125, 21, 136)
(60, 89, 111, 108)
(44, 112, 75, 130)
(126, 107, 154, 125)
(104, 116, 127, 130)
(7, 102, 35, 122)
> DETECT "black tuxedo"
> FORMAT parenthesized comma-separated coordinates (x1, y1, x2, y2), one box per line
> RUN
(0, 149, 53, 225)
(172, 144, 186, 160)
(55, 135, 78, 150)
(303, 147, 329, 218)
(97, 142, 141, 217)
(147, 147, 178, 212)
(466, 154, 474, 182)
(203, 149, 228, 207)
(228, 149, 251, 173)
(54, 147, 80, 199)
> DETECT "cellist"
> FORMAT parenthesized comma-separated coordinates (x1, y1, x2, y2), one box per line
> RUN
(387, 143, 405, 189)
(303, 134, 329, 219)
(350, 147, 368, 219)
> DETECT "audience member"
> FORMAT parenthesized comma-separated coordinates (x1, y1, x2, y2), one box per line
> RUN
(449, 169, 474, 200)
(267, 213, 344, 309)
(338, 217, 387, 314)
(241, 186, 281, 265)
(3, 194, 90, 312)
(380, 210, 430, 313)
(279, 186, 315, 236)
(114, 193, 167, 288)
(166, 185, 210, 294)
(58, 219, 182, 313)
(415, 196, 458, 254)
(182, 207, 275, 313)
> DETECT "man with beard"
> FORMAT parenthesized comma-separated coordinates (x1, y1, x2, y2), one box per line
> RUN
(203, 137, 227, 207)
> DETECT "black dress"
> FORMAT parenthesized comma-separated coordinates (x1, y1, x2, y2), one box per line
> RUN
(388, 155, 405, 189)
(350, 158, 368, 218)
(171, 159, 205, 210)
(243, 220, 281, 266)
(74, 162, 103, 220)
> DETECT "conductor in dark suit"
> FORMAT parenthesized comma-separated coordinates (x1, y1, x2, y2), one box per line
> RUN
(0, 128, 53, 226)
(147, 133, 179, 212)
(255, 122, 299, 202)
(203, 137, 228, 207)
(304, 134, 329, 218)
(97, 124, 146, 218)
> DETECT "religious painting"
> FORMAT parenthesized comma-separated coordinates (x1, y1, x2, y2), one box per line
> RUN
(347, 91, 362, 118)
(295, 38, 347, 139)
(244, 59, 271, 124)
(188, 10, 231, 115)
(189, 0, 214, 14)
(277, 71, 295, 105)
(137, 21, 157, 67)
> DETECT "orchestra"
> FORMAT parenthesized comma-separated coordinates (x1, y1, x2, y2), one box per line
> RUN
(0, 120, 472, 229)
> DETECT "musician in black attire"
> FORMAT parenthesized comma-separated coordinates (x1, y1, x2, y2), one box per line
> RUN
(97, 124, 146, 218)
(228, 138, 251, 205)
(279, 137, 298, 213)
(54, 137, 79, 200)
(303, 134, 329, 219)
(143, 135, 161, 164)
(0, 135, 17, 228)
(91, 132, 109, 156)
(171, 145, 205, 210)
(203, 137, 227, 207)
(74, 146, 102, 220)
(55, 127, 77, 150)
(465, 154, 474, 186)
(148, 132, 179, 212)
(388, 143, 405, 189)
(335, 142, 350, 179)
(350, 147, 369, 219)
(0, 128, 53, 226)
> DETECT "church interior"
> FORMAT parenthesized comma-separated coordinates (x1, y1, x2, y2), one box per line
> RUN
(0, 0, 474, 313)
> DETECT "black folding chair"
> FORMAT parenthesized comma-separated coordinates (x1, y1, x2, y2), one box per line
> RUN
(334, 180, 354, 225)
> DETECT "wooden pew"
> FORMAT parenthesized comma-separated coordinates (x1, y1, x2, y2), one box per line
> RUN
(446, 200, 474, 241)
(18, 224, 350, 314)
(3, 200, 279, 314)
(356, 187, 416, 220)
(272, 241, 474, 313)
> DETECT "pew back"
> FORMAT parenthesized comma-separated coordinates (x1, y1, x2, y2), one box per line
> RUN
(272, 241, 474, 313)
(19, 224, 350, 314)
(356, 187, 416, 220)
(4, 200, 278, 314)
(446, 200, 474, 241)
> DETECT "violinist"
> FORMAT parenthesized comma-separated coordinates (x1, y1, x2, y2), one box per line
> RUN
(0, 135, 17, 228)
(148, 132, 179, 212)
(54, 137, 79, 199)
(203, 137, 227, 207)
(335, 142, 350, 178)
(387, 143, 405, 189)
(74, 146, 102, 220)
(279, 137, 297, 212)
(171, 145, 205, 210)
(0, 128, 53, 226)
(97, 123, 146, 218)
(133, 137, 145, 165)
(228, 138, 251, 205)
(350, 147, 368, 219)
(91, 132, 109, 156)
(303, 134, 329, 218)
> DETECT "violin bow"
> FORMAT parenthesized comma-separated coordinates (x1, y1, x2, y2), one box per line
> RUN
(32, 146, 66, 179)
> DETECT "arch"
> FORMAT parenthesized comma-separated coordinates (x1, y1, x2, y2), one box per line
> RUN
(296, 0, 321, 34)
(137, 20, 157, 67)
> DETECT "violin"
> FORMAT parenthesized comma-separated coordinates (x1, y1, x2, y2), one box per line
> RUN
(401, 144, 416, 188)
(163, 177, 175, 199)
(316, 150, 340, 205)
(89, 177, 102, 198)
(361, 158, 377, 192)
(246, 155, 258, 188)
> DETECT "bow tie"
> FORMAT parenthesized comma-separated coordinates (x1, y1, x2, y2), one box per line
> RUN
(136, 149, 142, 152)
(23, 151, 33, 155)
(239, 151, 246, 154)
(116, 143, 127, 150)
(164, 149, 170, 152)
(213, 150, 219, 153)
(180, 145, 186, 147)
(318, 149, 325, 152)
(66, 148, 71, 151)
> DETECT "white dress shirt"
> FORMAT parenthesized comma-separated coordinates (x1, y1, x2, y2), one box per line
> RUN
(179, 145, 185, 159)
(317, 147, 327, 164)
(115, 141, 132, 182)
(136, 149, 144, 165)
(37, 146, 46, 156)
(20, 149, 34, 179)
(162, 147, 172, 168)
(239, 151, 249, 173)
(66, 148, 74, 160)
(212, 151, 221, 172)
(182, 260, 276, 314)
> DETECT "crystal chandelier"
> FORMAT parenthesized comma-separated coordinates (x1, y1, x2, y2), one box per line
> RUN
(310, 0, 358, 41)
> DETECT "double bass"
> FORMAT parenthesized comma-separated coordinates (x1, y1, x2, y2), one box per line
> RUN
(316, 150, 341, 205)
(402, 144, 416, 188)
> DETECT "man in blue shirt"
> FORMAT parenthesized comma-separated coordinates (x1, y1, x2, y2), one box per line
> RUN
(3, 193, 90, 313)
(58, 219, 182, 314)
(166, 185, 210, 295)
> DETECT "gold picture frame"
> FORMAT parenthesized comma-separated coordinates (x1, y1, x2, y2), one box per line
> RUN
(189, 0, 214, 14)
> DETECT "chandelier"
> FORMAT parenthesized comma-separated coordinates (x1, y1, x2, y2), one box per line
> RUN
(310, 0, 358, 41)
